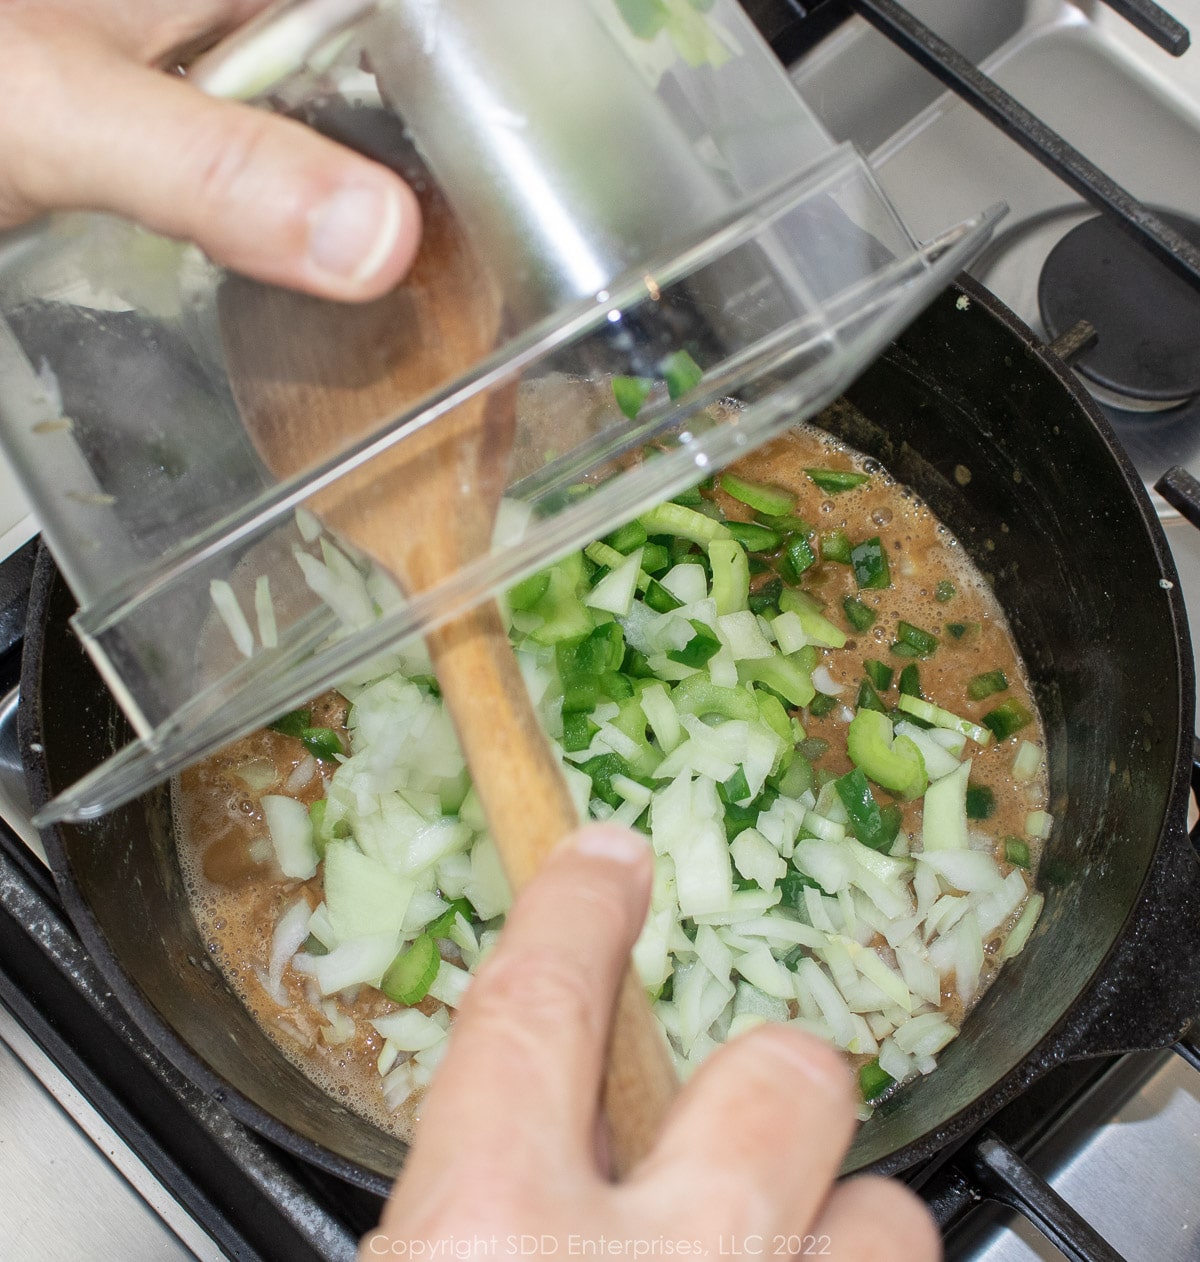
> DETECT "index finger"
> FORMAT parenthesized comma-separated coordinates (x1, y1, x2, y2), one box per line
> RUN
(410, 826, 654, 1174)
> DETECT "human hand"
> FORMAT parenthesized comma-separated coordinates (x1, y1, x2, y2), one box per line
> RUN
(1, 1, 420, 300)
(362, 824, 940, 1262)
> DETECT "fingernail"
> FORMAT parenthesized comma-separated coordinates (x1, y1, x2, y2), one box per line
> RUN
(755, 1025, 852, 1092)
(307, 181, 401, 284)
(572, 825, 650, 866)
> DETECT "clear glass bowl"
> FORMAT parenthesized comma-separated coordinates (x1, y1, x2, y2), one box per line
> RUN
(0, 0, 1004, 821)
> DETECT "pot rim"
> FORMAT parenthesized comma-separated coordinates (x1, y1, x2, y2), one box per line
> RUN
(21, 275, 1200, 1195)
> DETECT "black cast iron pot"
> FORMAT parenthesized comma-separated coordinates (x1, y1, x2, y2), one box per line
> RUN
(20, 277, 1200, 1195)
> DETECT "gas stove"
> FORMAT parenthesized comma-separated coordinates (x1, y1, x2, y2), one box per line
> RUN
(1, 2, 1199, 1259)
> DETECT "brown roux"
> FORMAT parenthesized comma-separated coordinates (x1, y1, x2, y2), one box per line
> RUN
(175, 420, 1047, 1136)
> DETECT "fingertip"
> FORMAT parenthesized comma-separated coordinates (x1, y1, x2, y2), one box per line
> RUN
(560, 823, 654, 919)
(739, 1022, 857, 1104)
(569, 823, 653, 870)
(300, 169, 422, 301)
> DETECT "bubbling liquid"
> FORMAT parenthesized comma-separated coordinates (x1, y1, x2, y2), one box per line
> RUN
(175, 416, 1047, 1135)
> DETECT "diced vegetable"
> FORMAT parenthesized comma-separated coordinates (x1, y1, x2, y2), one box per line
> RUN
(262, 795, 318, 879)
(612, 375, 654, 419)
(805, 468, 870, 494)
(661, 349, 703, 399)
(983, 699, 1035, 742)
(846, 710, 927, 799)
(1004, 837, 1031, 868)
(239, 429, 1050, 1122)
(896, 694, 993, 747)
(851, 537, 891, 590)
(842, 597, 876, 631)
(381, 935, 440, 1005)
(719, 472, 795, 517)
(968, 669, 1009, 700)
(892, 621, 939, 658)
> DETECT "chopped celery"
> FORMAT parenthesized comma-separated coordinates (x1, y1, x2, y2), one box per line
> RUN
(778, 589, 847, 649)
(846, 709, 927, 798)
(726, 521, 783, 552)
(773, 756, 814, 799)
(639, 501, 731, 546)
(584, 539, 628, 572)
(921, 761, 970, 851)
(754, 689, 793, 748)
(935, 580, 957, 603)
(381, 935, 440, 1005)
(308, 798, 330, 859)
(709, 539, 750, 614)
(896, 694, 992, 746)
(737, 653, 816, 708)
(805, 468, 870, 494)
(719, 472, 795, 517)
(671, 676, 759, 722)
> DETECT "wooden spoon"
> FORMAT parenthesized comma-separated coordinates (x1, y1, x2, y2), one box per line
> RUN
(218, 184, 677, 1174)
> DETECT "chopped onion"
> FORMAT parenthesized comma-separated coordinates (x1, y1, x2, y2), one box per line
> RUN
(209, 579, 254, 658)
(999, 892, 1044, 961)
(1012, 740, 1043, 783)
(269, 897, 313, 995)
(1026, 810, 1054, 840)
(284, 755, 317, 795)
(255, 574, 278, 649)
(262, 795, 317, 880)
(371, 1009, 448, 1051)
(320, 999, 356, 1046)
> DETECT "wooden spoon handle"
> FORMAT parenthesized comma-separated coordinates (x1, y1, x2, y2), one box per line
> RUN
(425, 600, 678, 1173)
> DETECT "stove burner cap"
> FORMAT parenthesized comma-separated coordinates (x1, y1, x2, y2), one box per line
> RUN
(1038, 210, 1200, 411)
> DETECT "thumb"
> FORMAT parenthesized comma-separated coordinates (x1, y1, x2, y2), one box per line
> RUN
(4, 32, 421, 301)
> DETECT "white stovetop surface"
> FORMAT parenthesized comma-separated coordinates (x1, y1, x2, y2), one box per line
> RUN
(0, 455, 34, 560)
